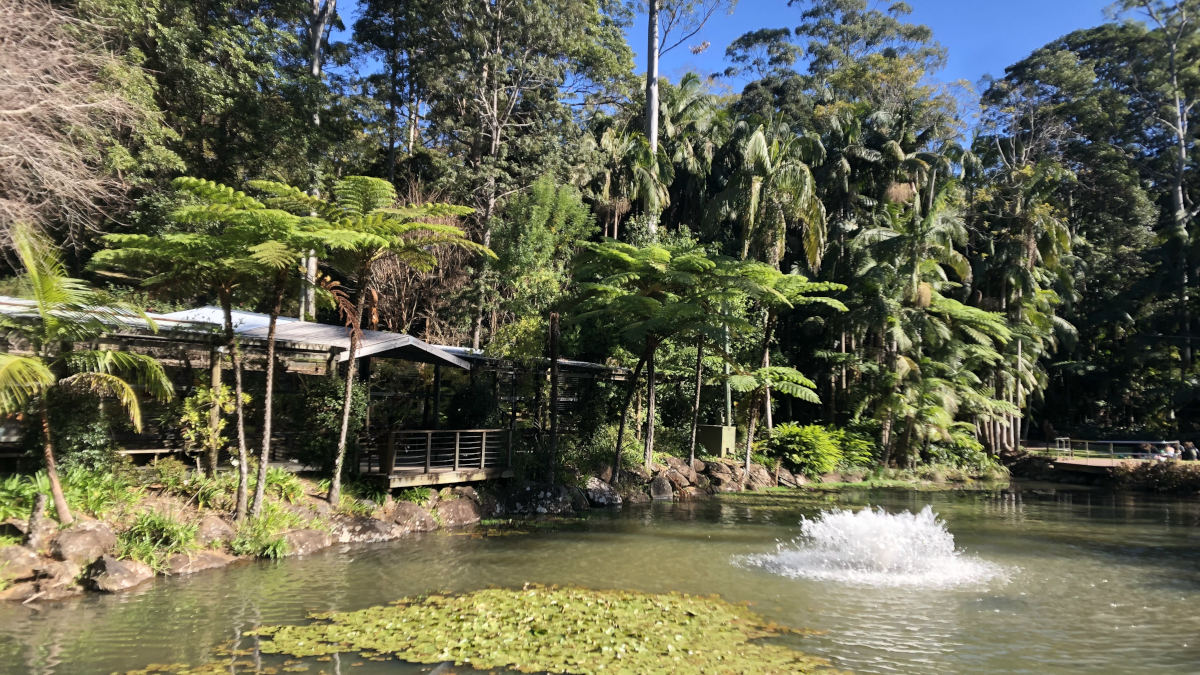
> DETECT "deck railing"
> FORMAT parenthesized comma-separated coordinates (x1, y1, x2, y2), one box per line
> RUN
(379, 429, 511, 475)
(1025, 438, 1183, 464)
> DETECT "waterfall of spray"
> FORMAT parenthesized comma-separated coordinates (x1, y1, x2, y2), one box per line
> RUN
(740, 506, 1003, 589)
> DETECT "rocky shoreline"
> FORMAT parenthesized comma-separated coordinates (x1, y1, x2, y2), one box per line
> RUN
(0, 456, 795, 604)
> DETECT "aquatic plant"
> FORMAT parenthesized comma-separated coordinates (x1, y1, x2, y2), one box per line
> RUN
(245, 585, 838, 674)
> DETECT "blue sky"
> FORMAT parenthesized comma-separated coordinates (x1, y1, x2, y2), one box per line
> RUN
(630, 0, 1113, 92)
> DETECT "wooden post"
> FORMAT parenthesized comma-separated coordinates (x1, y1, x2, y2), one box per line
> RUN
(548, 312, 560, 483)
(508, 368, 516, 467)
(382, 431, 396, 475)
(432, 364, 442, 431)
(481, 430, 488, 469)
(453, 431, 461, 471)
(424, 431, 432, 473)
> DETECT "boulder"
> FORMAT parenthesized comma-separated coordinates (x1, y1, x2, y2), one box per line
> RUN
(393, 502, 438, 533)
(663, 469, 690, 491)
(690, 459, 706, 474)
(282, 529, 332, 556)
(676, 486, 704, 502)
(50, 520, 116, 567)
(329, 516, 404, 544)
(195, 515, 236, 547)
(0, 581, 38, 602)
(820, 472, 843, 484)
(650, 475, 674, 501)
(567, 487, 590, 512)
(664, 457, 699, 485)
(165, 550, 236, 576)
(584, 477, 622, 507)
(0, 545, 41, 584)
(451, 486, 480, 503)
(746, 464, 774, 491)
(501, 484, 576, 516)
(705, 460, 733, 477)
(435, 498, 481, 527)
(597, 464, 614, 484)
(623, 490, 652, 504)
(85, 556, 153, 593)
(623, 465, 652, 485)
(32, 559, 83, 600)
(709, 474, 742, 493)
(777, 467, 805, 488)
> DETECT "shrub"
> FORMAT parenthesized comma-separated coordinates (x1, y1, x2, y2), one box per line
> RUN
(0, 469, 141, 522)
(764, 424, 842, 478)
(832, 429, 876, 469)
(230, 504, 304, 559)
(261, 467, 303, 504)
(395, 487, 432, 504)
(116, 511, 197, 571)
(291, 378, 367, 474)
(926, 427, 996, 472)
(151, 457, 190, 491)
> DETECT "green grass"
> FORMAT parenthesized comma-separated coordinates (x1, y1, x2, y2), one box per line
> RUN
(230, 503, 306, 559)
(116, 511, 198, 572)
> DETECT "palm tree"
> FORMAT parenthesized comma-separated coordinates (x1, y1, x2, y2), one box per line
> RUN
(0, 224, 172, 524)
(262, 176, 488, 504)
(713, 119, 827, 270)
(729, 365, 819, 477)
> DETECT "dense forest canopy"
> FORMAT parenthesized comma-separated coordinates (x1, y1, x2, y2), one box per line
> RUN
(6, 0, 1200, 474)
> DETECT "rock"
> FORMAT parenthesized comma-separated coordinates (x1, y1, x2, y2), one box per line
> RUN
(501, 484, 576, 516)
(623, 490, 652, 504)
(663, 469, 690, 491)
(31, 559, 83, 600)
(676, 486, 704, 502)
(165, 550, 236, 576)
(85, 556, 153, 593)
(330, 516, 404, 544)
(50, 520, 116, 567)
(567, 487, 590, 512)
(820, 472, 843, 484)
(597, 465, 614, 484)
(281, 529, 332, 556)
(650, 475, 674, 501)
(0, 545, 41, 584)
(663, 457, 699, 486)
(709, 474, 742, 493)
(0, 581, 38, 602)
(451, 486, 480, 503)
(746, 464, 774, 491)
(195, 515, 236, 546)
(777, 467, 805, 488)
(393, 501, 438, 533)
(691, 459, 706, 474)
(623, 465, 652, 485)
(435, 498, 481, 527)
(705, 460, 733, 477)
(584, 477, 622, 507)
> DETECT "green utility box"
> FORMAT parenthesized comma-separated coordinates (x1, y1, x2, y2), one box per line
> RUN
(696, 425, 736, 458)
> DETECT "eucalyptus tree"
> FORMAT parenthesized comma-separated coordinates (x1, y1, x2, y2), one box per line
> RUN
(0, 224, 172, 524)
(263, 176, 488, 504)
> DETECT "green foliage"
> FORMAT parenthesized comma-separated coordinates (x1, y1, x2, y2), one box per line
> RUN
(832, 428, 876, 469)
(245, 586, 836, 673)
(178, 385, 248, 457)
(262, 467, 304, 504)
(151, 457, 189, 491)
(765, 424, 843, 478)
(0, 469, 141, 522)
(292, 378, 368, 474)
(394, 487, 433, 505)
(230, 503, 304, 559)
(116, 511, 197, 571)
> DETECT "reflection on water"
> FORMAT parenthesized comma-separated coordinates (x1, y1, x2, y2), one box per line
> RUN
(0, 484, 1199, 674)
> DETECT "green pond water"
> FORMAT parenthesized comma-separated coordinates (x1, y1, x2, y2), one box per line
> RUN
(1, 483, 1199, 674)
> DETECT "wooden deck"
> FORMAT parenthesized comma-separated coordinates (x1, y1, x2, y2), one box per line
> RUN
(385, 467, 514, 488)
(372, 428, 514, 488)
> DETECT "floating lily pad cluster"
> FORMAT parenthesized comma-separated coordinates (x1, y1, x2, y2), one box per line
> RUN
(125, 585, 841, 674)
(246, 585, 837, 674)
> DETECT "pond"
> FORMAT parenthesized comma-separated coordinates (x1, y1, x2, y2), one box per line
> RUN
(1, 483, 1199, 673)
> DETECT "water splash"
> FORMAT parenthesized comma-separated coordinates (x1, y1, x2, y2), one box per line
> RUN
(740, 506, 1004, 589)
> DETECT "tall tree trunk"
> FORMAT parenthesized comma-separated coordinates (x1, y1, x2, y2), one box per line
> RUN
(612, 349, 650, 486)
(251, 280, 287, 517)
(644, 0, 660, 235)
(689, 336, 704, 464)
(40, 403, 72, 524)
(206, 347, 222, 477)
(643, 351, 657, 468)
(547, 312, 560, 483)
(329, 280, 367, 505)
(743, 394, 759, 482)
(221, 299, 249, 522)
